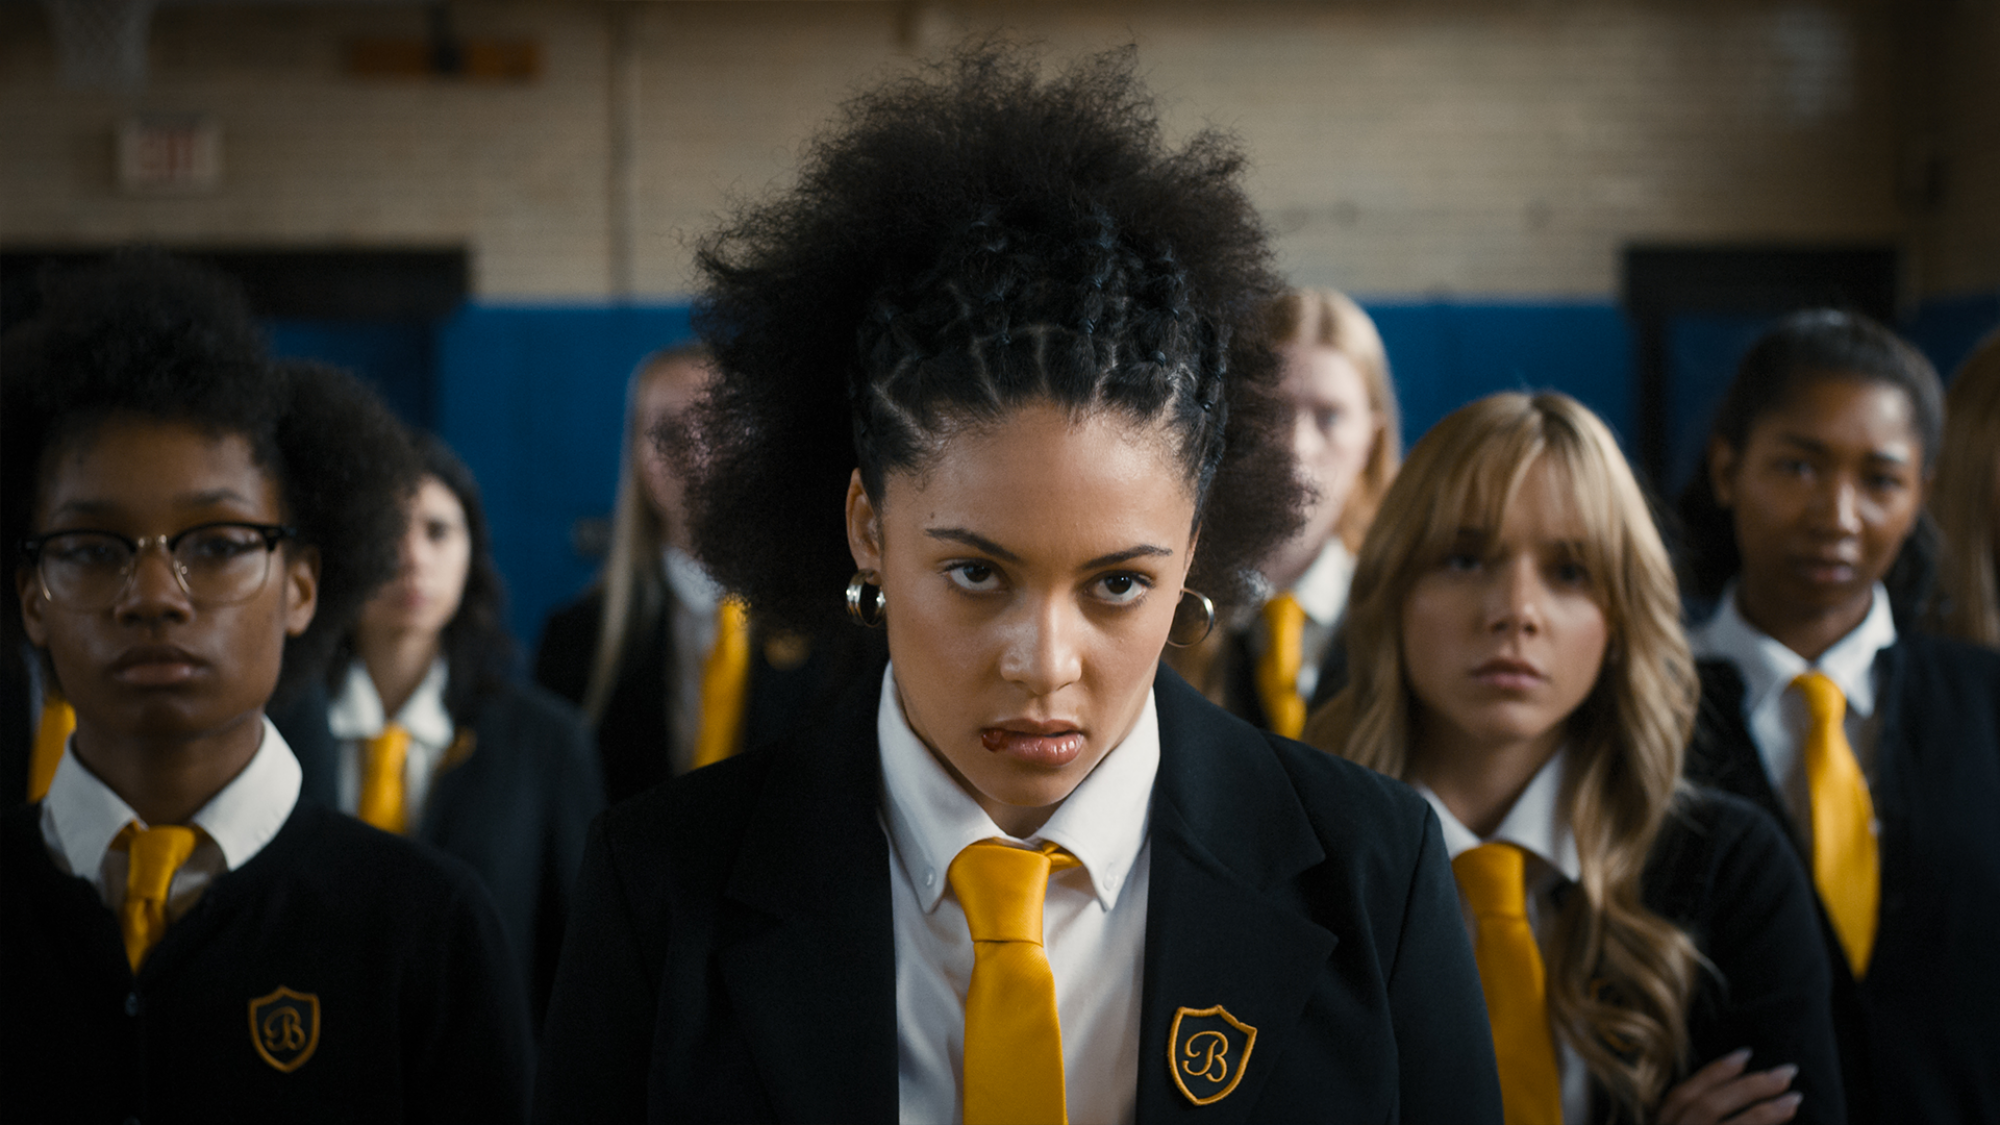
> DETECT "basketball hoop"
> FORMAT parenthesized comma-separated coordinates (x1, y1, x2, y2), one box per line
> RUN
(42, 0, 158, 93)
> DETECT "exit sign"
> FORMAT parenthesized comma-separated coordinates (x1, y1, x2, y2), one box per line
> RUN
(117, 115, 221, 194)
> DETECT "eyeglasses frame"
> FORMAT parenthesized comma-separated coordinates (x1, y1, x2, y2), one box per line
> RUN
(19, 521, 298, 610)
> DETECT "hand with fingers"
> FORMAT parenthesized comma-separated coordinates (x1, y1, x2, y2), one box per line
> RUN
(1659, 1048, 1805, 1125)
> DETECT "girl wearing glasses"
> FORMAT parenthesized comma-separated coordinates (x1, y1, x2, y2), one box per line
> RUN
(535, 48, 1501, 1123)
(0, 255, 532, 1122)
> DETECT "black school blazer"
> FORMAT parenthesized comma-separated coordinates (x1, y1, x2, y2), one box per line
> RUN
(1689, 632, 2000, 1125)
(534, 588, 861, 807)
(534, 665, 1503, 1124)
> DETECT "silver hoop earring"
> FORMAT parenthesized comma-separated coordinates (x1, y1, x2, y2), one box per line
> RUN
(846, 569, 886, 628)
(1165, 588, 1215, 648)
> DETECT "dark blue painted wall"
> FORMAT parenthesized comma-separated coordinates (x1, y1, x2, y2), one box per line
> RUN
(265, 291, 1996, 652)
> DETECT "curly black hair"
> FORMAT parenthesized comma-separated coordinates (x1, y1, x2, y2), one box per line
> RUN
(0, 251, 419, 705)
(683, 43, 1305, 635)
(327, 431, 516, 728)
(1674, 308, 1944, 620)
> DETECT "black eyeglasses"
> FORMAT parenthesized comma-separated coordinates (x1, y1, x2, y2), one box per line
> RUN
(20, 522, 296, 611)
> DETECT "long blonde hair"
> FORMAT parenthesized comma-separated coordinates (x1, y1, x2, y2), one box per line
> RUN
(1268, 288, 1402, 549)
(1931, 329, 2000, 646)
(1304, 391, 1701, 1120)
(582, 343, 709, 726)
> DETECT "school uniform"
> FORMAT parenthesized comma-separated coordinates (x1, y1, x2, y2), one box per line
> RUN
(533, 661, 1503, 1124)
(283, 659, 603, 1029)
(534, 550, 849, 806)
(1689, 583, 2000, 1125)
(1167, 539, 1353, 732)
(0, 718, 533, 1124)
(1420, 750, 1843, 1123)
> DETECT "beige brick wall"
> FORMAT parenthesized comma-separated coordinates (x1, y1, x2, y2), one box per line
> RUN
(2, 0, 1992, 300)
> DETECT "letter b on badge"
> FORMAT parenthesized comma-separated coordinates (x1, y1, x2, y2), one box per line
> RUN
(249, 986, 321, 1073)
(1169, 1005, 1257, 1106)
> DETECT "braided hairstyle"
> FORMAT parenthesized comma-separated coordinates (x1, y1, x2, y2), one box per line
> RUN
(685, 44, 1304, 635)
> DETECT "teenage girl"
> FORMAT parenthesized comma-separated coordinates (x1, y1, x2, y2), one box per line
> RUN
(0, 254, 531, 1122)
(1927, 328, 2000, 647)
(534, 47, 1502, 1123)
(1306, 391, 1841, 1124)
(310, 433, 601, 1028)
(1171, 288, 1402, 734)
(533, 345, 845, 804)
(1677, 310, 2000, 1124)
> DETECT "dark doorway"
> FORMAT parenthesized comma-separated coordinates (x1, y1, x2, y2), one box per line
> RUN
(1, 247, 468, 431)
(1621, 245, 1899, 496)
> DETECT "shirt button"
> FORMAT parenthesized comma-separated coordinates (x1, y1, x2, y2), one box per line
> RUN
(924, 870, 936, 888)
(125, 992, 141, 1017)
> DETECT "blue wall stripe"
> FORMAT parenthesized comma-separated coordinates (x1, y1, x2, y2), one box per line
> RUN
(269, 293, 1997, 652)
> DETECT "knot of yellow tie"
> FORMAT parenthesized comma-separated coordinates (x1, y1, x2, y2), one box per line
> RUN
(1452, 842, 1560, 1125)
(358, 723, 410, 834)
(1256, 593, 1308, 739)
(692, 598, 753, 771)
(1793, 670, 1880, 977)
(115, 823, 200, 972)
(948, 839, 1079, 1125)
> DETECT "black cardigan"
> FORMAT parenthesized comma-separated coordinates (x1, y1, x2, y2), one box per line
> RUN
(0, 798, 532, 1124)
(533, 665, 1504, 1124)
(1618, 788, 1845, 1123)
(274, 675, 603, 1031)
(1688, 632, 2000, 1125)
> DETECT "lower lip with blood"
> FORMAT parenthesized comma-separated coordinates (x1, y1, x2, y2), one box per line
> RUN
(980, 728, 1085, 765)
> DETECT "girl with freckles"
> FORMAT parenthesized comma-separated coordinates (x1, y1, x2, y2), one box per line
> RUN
(534, 47, 1502, 1124)
(1306, 392, 1842, 1125)
(1677, 311, 2000, 1125)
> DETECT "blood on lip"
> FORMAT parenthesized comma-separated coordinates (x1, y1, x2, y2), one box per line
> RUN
(980, 728, 1084, 761)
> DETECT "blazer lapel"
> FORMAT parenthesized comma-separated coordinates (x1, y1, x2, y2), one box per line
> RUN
(716, 684, 900, 1124)
(1137, 668, 1339, 1123)
(1691, 660, 1798, 847)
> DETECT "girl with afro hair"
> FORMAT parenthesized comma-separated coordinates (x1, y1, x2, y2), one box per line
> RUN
(536, 46, 1501, 1124)
(0, 252, 532, 1122)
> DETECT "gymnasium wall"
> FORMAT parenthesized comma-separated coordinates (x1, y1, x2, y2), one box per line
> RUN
(4, 0, 1995, 644)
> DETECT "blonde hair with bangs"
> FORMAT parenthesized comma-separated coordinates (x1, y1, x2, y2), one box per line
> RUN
(1269, 289, 1402, 549)
(1304, 391, 1701, 1120)
(1931, 330, 2000, 647)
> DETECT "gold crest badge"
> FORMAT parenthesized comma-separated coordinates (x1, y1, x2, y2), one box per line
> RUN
(1169, 1004, 1257, 1106)
(249, 986, 321, 1073)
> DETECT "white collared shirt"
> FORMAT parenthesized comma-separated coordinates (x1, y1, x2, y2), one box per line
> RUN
(1689, 582, 1896, 850)
(877, 663, 1156, 1125)
(328, 657, 454, 829)
(1418, 749, 1591, 1124)
(663, 546, 723, 775)
(39, 715, 302, 921)
(1258, 539, 1355, 701)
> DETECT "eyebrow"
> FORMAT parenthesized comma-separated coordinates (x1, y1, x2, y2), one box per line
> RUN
(925, 527, 1174, 569)
(47, 488, 262, 523)
(1775, 432, 1912, 466)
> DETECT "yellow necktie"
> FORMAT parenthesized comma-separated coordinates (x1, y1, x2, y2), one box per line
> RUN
(28, 694, 75, 803)
(1453, 842, 1562, 1125)
(1256, 593, 1308, 739)
(114, 823, 199, 972)
(358, 723, 410, 834)
(691, 598, 752, 771)
(950, 839, 1081, 1125)
(1794, 671, 1880, 977)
